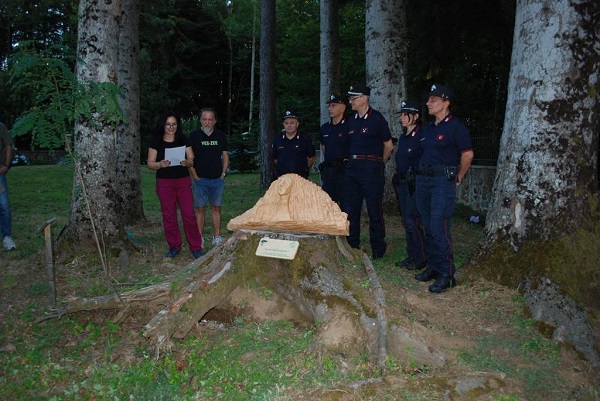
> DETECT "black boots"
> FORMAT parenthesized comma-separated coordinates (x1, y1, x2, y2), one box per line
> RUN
(395, 257, 426, 271)
(415, 268, 438, 282)
(428, 276, 456, 293)
(415, 269, 456, 293)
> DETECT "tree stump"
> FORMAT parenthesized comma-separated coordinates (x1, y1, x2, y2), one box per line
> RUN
(53, 175, 446, 369)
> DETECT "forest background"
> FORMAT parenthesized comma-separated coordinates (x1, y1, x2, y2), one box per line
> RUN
(0, 0, 513, 167)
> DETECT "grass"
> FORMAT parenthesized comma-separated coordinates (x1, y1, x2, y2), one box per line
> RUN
(0, 166, 596, 400)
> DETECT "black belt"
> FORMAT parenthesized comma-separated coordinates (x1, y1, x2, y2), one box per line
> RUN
(350, 154, 383, 162)
(416, 169, 446, 176)
(321, 159, 344, 168)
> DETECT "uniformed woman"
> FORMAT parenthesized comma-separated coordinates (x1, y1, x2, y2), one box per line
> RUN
(414, 85, 474, 293)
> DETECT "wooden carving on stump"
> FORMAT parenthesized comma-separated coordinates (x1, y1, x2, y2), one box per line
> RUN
(55, 174, 445, 372)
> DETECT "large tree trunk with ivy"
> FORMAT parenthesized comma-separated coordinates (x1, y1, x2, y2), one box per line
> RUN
(55, 232, 446, 371)
(116, 0, 144, 225)
(66, 0, 125, 250)
(470, 0, 600, 366)
(365, 0, 407, 210)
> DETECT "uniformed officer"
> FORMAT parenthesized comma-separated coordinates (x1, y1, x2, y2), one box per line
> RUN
(318, 94, 349, 206)
(345, 84, 394, 259)
(415, 84, 474, 293)
(272, 110, 316, 178)
(394, 100, 427, 271)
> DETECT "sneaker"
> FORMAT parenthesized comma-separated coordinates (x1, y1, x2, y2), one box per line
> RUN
(192, 250, 204, 259)
(3, 236, 16, 251)
(212, 236, 224, 246)
(165, 247, 180, 258)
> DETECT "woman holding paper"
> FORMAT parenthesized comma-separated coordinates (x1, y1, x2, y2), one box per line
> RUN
(148, 110, 203, 258)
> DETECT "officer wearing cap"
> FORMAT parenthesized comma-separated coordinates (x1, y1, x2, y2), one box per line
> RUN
(415, 84, 474, 293)
(394, 100, 427, 271)
(318, 94, 349, 206)
(272, 110, 316, 178)
(345, 84, 394, 259)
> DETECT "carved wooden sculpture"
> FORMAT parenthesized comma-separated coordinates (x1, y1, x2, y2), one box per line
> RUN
(227, 174, 349, 235)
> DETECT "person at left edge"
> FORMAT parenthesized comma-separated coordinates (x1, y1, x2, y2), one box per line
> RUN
(147, 110, 203, 259)
(0, 119, 16, 251)
(189, 108, 230, 247)
(319, 94, 349, 206)
(273, 110, 316, 179)
(345, 84, 394, 259)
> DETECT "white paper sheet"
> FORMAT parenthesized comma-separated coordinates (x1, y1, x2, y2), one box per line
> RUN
(165, 146, 186, 166)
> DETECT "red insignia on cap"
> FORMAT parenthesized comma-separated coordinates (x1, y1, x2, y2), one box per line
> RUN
(436, 135, 445, 141)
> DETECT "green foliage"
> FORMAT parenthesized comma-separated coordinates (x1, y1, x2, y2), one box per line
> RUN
(7, 43, 124, 150)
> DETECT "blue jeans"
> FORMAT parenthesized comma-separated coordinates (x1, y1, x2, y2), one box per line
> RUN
(192, 177, 224, 207)
(0, 174, 12, 238)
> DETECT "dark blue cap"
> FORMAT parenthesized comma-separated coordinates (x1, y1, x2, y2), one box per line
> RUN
(400, 100, 421, 114)
(282, 110, 299, 120)
(347, 84, 371, 96)
(428, 84, 455, 101)
(326, 94, 345, 104)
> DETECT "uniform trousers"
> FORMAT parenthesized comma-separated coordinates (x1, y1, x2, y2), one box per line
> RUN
(345, 159, 386, 255)
(321, 163, 346, 208)
(415, 174, 456, 277)
(397, 179, 426, 263)
(156, 176, 202, 252)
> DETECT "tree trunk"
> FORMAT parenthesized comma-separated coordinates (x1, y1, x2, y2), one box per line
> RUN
(259, 0, 276, 187)
(365, 0, 407, 210)
(248, 2, 257, 134)
(483, 0, 598, 250)
(471, 0, 600, 366)
(55, 231, 446, 370)
(320, 0, 341, 125)
(67, 0, 124, 248)
(116, 0, 144, 226)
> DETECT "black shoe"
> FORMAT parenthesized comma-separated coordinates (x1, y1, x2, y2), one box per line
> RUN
(405, 260, 427, 271)
(415, 268, 438, 282)
(395, 257, 413, 267)
(372, 251, 386, 260)
(428, 276, 456, 293)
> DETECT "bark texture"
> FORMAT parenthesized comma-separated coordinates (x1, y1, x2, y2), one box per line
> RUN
(365, 0, 407, 210)
(319, 0, 341, 125)
(259, 0, 276, 187)
(484, 0, 599, 249)
(116, 0, 144, 225)
(472, 0, 600, 366)
(68, 0, 123, 247)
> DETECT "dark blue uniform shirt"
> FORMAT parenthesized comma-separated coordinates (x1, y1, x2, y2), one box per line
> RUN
(347, 107, 392, 156)
(273, 131, 315, 177)
(419, 115, 472, 166)
(319, 118, 349, 161)
(395, 126, 423, 174)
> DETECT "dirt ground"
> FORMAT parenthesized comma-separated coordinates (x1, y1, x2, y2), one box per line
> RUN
(1, 218, 599, 401)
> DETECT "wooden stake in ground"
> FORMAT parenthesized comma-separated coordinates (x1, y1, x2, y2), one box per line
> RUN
(37, 217, 57, 308)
